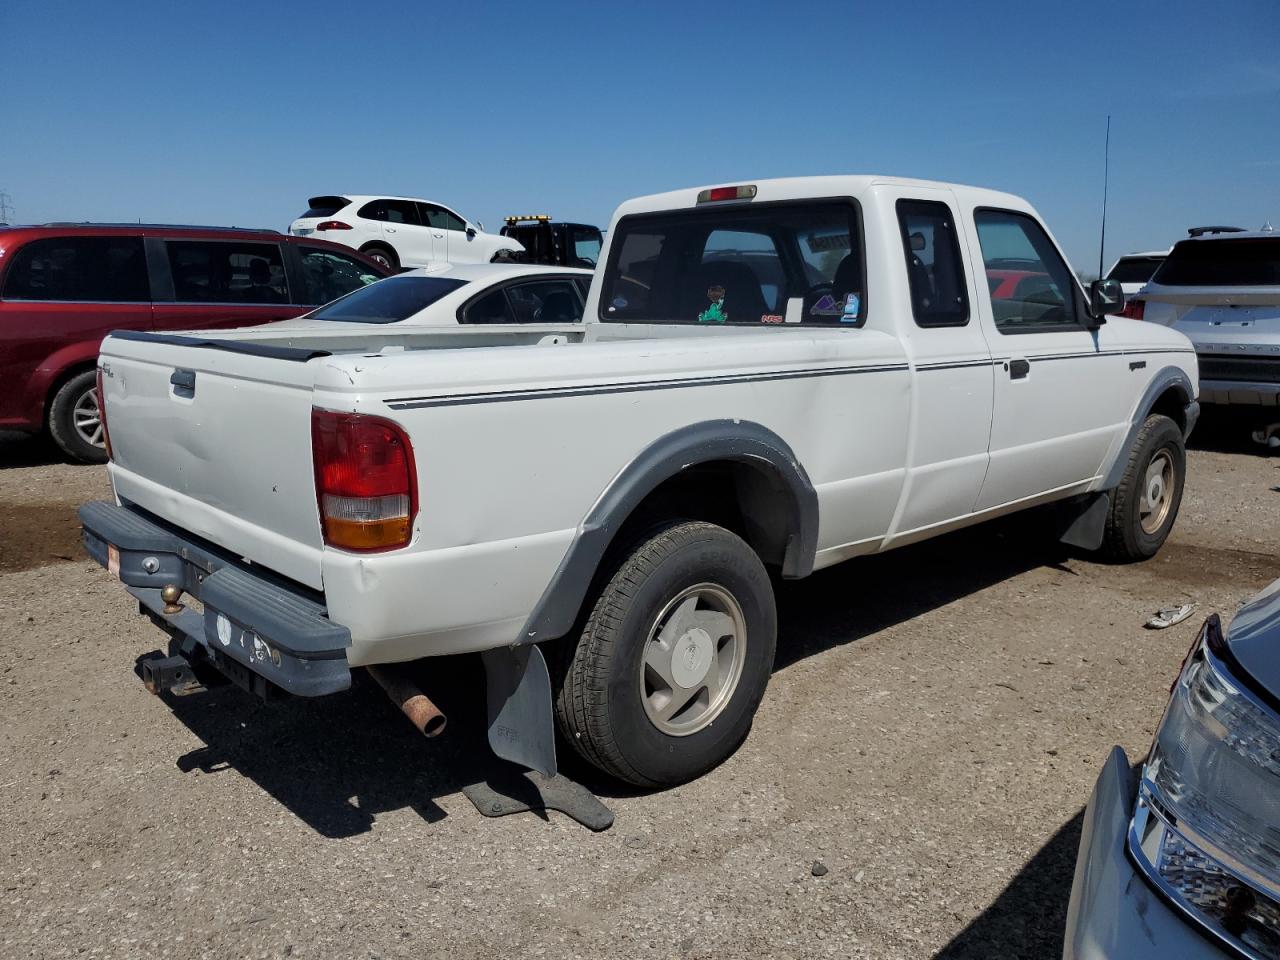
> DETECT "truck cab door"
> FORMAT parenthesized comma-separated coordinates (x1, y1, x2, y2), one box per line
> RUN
(967, 208, 1130, 511)
(879, 188, 995, 543)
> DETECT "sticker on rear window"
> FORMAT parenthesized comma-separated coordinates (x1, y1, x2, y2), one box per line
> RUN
(698, 285, 727, 323)
(809, 293, 842, 317)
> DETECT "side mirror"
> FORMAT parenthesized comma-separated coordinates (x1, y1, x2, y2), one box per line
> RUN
(1088, 277, 1124, 325)
(466, 226, 477, 239)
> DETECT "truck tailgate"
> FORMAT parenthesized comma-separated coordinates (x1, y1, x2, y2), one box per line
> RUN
(99, 335, 325, 590)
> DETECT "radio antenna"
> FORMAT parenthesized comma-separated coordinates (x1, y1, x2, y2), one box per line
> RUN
(1097, 115, 1111, 280)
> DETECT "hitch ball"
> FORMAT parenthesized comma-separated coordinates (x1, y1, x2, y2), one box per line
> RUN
(161, 584, 185, 615)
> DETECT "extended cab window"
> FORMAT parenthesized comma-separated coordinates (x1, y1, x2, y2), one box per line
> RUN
(601, 200, 865, 326)
(298, 247, 384, 305)
(974, 210, 1079, 332)
(166, 241, 289, 304)
(307, 275, 466, 323)
(896, 200, 969, 327)
(2, 236, 148, 302)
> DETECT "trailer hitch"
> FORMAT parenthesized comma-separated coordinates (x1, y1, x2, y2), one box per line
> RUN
(140, 654, 206, 697)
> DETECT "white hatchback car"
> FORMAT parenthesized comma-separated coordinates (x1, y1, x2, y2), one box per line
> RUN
(289, 195, 523, 271)
(270, 263, 592, 329)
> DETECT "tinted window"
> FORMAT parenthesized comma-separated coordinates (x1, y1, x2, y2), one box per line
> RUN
(896, 200, 969, 327)
(302, 196, 348, 219)
(359, 199, 421, 225)
(2, 236, 148, 302)
(420, 204, 467, 232)
(1154, 239, 1280, 286)
(974, 210, 1078, 332)
(464, 288, 515, 324)
(308, 276, 467, 323)
(601, 201, 864, 326)
(166, 241, 289, 304)
(298, 248, 384, 305)
(1106, 256, 1164, 285)
(505, 279, 583, 323)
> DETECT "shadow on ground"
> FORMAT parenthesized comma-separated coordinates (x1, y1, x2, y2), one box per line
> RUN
(0, 429, 65, 469)
(1189, 407, 1278, 457)
(932, 809, 1085, 960)
(144, 510, 1075, 837)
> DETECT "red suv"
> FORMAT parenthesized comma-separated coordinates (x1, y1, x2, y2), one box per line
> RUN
(0, 224, 389, 461)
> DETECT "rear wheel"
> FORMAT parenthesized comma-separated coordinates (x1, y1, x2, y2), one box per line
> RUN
(554, 521, 777, 787)
(1099, 413, 1185, 561)
(48, 369, 107, 463)
(361, 244, 399, 271)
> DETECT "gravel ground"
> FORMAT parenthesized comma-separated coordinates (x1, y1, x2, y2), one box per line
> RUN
(1, 427, 1277, 960)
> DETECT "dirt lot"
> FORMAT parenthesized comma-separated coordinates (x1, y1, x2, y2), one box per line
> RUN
(1, 427, 1277, 960)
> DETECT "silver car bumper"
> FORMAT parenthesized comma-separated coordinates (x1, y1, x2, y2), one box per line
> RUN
(1063, 747, 1230, 960)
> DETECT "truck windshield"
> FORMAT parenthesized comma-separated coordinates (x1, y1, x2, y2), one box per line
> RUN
(306, 276, 468, 323)
(600, 200, 864, 326)
(1154, 239, 1280, 286)
(571, 227, 602, 267)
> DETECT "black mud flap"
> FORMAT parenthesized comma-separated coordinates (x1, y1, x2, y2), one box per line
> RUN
(481, 645, 556, 778)
(1058, 491, 1110, 551)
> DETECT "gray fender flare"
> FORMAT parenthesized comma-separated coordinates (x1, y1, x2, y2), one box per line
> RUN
(1101, 366, 1197, 491)
(518, 419, 819, 645)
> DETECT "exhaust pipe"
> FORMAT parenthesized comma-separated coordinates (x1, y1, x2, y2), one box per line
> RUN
(366, 664, 447, 737)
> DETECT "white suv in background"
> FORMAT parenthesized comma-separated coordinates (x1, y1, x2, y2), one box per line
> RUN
(289, 195, 523, 271)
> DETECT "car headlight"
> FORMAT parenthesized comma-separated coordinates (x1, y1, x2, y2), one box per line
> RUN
(1130, 614, 1280, 959)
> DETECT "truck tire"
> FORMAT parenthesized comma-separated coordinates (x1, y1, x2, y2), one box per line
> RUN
(554, 520, 777, 787)
(48, 369, 108, 463)
(1099, 413, 1185, 562)
(360, 244, 399, 271)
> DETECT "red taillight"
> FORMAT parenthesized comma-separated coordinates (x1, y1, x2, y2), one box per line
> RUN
(96, 366, 112, 460)
(316, 220, 352, 231)
(311, 409, 417, 552)
(1119, 298, 1145, 320)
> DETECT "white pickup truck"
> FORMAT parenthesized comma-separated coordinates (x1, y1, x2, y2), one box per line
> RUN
(82, 176, 1199, 788)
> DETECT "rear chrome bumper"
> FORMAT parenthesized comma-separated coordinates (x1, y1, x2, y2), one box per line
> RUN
(1063, 747, 1229, 960)
(79, 500, 351, 697)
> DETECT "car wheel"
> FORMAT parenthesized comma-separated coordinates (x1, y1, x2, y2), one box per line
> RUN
(1099, 413, 1185, 561)
(554, 520, 777, 787)
(48, 369, 108, 464)
(362, 245, 399, 271)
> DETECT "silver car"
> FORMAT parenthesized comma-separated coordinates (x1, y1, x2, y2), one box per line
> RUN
(1141, 229, 1280, 409)
(1064, 579, 1280, 958)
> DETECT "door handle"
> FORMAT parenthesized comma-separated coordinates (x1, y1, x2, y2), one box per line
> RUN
(1008, 358, 1030, 380)
(385, 227, 397, 234)
(170, 368, 196, 399)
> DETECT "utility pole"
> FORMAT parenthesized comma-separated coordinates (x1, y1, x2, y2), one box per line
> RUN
(0, 191, 14, 224)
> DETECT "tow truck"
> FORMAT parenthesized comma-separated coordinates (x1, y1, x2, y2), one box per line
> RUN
(498, 215, 602, 268)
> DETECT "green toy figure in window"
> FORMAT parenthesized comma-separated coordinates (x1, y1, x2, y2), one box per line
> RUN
(698, 285, 727, 323)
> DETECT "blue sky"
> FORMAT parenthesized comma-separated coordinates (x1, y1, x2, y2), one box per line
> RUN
(2, 0, 1278, 273)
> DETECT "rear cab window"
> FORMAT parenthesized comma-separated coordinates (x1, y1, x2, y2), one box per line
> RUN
(307, 276, 467, 323)
(1153, 238, 1280, 286)
(600, 200, 865, 326)
(2, 236, 149, 302)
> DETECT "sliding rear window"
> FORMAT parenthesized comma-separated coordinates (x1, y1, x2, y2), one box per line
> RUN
(600, 200, 865, 326)
(1154, 239, 1280, 286)
(307, 276, 466, 323)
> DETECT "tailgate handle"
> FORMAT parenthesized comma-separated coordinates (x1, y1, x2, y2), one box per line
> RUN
(170, 368, 196, 399)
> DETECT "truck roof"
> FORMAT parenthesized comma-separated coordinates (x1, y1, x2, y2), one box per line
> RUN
(614, 175, 1035, 219)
